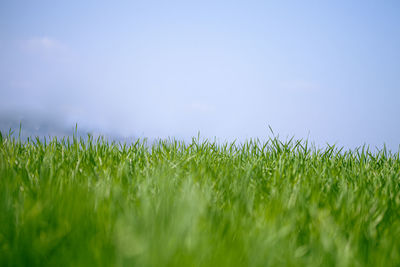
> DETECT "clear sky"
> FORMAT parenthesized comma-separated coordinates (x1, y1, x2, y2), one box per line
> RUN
(1, 0, 399, 150)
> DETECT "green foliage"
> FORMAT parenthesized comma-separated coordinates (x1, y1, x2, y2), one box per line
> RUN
(0, 133, 399, 266)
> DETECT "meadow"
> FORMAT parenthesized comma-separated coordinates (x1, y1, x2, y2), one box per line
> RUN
(0, 131, 399, 266)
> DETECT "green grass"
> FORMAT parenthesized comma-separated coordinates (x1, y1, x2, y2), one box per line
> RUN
(1, 131, 400, 266)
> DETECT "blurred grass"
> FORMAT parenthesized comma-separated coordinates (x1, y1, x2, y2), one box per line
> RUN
(0, 131, 399, 266)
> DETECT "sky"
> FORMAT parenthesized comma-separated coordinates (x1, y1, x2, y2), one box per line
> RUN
(0, 0, 399, 150)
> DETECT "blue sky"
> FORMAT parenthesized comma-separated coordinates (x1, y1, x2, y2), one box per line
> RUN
(1, 0, 399, 149)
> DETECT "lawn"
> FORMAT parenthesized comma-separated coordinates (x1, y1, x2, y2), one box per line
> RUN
(1, 132, 399, 266)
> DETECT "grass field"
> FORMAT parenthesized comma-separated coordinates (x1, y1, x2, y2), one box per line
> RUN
(1, 131, 400, 266)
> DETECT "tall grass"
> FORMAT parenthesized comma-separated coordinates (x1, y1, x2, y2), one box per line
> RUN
(0, 131, 399, 266)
